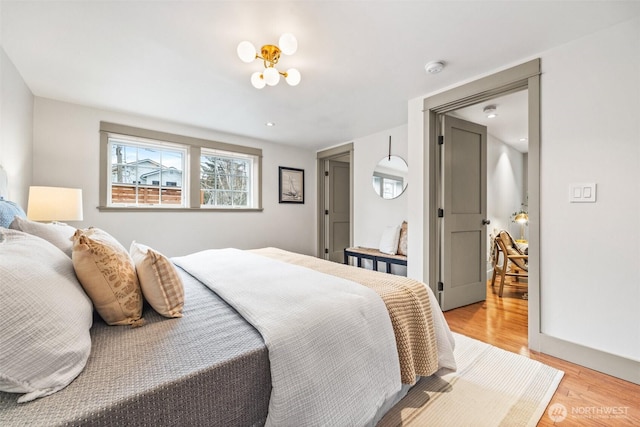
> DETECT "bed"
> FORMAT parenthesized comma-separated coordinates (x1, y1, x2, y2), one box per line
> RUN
(0, 222, 456, 426)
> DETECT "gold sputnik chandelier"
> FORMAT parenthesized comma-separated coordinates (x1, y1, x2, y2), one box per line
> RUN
(237, 33, 301, 89)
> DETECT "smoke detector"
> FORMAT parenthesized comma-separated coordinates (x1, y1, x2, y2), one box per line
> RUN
(483, 105, 498, 118)
(425, 61, 444, 74)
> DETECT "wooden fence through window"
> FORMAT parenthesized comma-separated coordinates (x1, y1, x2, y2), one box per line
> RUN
(111, 184, 183, 205)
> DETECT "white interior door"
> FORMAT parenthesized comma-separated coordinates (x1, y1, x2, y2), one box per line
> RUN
(439, 115, 488, 311)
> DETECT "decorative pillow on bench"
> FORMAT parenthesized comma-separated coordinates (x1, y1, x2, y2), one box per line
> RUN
(397, 221, 408, 256)
(379, 224, 401, 255)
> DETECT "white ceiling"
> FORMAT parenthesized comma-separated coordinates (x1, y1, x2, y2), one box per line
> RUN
(2, 1, 639, 151)
(452, 90, 529, 153)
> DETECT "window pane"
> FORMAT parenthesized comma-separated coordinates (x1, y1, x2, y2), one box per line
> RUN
(138, 187, 160, 205)
(217, 191, 232, 206)
(161, 188, 181, 204)
(140, 146, 161, 165)
(232, 176, 248, 191)
(162, 151, 182, 169)
(202, 190, 214, 205)
(233, 192, 248, 206)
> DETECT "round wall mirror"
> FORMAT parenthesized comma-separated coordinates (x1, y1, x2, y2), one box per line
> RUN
(372, 155, 408, 199)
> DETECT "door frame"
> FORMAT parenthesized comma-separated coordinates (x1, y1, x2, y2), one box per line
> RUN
(317, 143, 354, 259)
(423, 59, 541, 348)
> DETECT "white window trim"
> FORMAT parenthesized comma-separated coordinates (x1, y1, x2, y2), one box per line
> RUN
(99, 122, 263, 212)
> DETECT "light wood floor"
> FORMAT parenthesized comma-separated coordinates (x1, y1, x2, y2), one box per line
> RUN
(442, 278, 640, 426)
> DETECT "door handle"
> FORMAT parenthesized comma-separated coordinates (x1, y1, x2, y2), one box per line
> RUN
(482, 219, 491, 225)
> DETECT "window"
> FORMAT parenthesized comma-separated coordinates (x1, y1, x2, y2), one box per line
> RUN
(109, 138, 186, 207)
(99, 122, 262, 211)
(200, 150, 258, 208)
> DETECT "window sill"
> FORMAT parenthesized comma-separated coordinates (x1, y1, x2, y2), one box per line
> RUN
(97, 206, 264, 213)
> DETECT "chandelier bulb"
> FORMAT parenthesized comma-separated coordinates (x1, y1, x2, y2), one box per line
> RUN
(285, 68, 301, 86)
(251, 71, 266, 89)
(237, 41, 257, 63)
(278, 33, 298, 55)
(263, 67, 280, 86)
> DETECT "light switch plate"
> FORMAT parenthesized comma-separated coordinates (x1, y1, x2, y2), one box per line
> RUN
(569, 183, 596, 203)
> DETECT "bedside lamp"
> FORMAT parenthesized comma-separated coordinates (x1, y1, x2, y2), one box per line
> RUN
(27, 186, 83, 222)
(514, 212, 528, 243)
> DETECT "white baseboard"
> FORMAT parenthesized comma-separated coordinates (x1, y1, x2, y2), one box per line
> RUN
(537, 333, 639, 385)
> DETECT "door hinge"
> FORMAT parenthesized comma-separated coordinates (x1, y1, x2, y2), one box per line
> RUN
(437, 281, 444, 291)
(438, 135, 444, 145)
(325, 209, 329, 215)
(438, 208, 444, 218)
(324, 248, 329, 254)
(324, 171, 329, 176)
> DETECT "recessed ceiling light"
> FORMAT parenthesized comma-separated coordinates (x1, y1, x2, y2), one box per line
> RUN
(519, 137, 528, 142)
(265, 122, 276, 127)
(425, 61, 444, 74)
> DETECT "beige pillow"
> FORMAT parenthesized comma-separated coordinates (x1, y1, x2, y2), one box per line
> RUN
(72, 227, 144, 327)
(397, 221, 408, 256)
(9, 216, 76, 257)
(130, 241, 184, 318)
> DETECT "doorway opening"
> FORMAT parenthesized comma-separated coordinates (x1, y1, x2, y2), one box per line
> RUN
(451, 90, 529, 307)
(423, 59, 541, 350)
(317, 143, 354, 261)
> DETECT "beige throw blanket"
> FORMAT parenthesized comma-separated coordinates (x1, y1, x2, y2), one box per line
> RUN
(252, 247, 442, 384)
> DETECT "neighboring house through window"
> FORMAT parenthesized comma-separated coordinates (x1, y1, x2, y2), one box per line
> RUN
(99, 122, 262, 211)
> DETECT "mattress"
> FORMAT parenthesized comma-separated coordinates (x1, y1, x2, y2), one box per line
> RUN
(0, 269, 271, 427)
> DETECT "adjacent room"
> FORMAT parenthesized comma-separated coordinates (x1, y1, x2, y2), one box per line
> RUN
(1, 1, 639, 426)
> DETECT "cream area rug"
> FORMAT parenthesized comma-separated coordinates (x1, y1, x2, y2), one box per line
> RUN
(378, 333, 564, 427)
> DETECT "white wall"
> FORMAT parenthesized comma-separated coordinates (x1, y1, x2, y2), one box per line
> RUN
(0, 47, 33, 205)
(32, 98, 317, 257)
(486, 133, 526, 273)
(539, 17, 639, 361)
(408, 17, 640, 367)
(352, 125, 408, 273)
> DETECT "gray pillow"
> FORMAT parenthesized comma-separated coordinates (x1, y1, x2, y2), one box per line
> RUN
(9, 216, 76, 257)
(0, 228, 93, 403)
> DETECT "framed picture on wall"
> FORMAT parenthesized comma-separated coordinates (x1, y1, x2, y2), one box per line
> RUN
(279, 167, 304, 204)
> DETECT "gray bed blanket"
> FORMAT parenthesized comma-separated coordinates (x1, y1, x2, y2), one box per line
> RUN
(0, 270, 271, 427)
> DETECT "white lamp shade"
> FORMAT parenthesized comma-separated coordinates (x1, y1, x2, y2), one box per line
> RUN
(263, 67, 280, 86)
(278, 33, 298, 55)
(237, 41, 257, 63)
(251, 71, 266, 89)
(27, 186, 83, 222)
(285, 68, 301, 86)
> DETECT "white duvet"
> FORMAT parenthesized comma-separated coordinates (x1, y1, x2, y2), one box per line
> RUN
(173, 249, 402, 426)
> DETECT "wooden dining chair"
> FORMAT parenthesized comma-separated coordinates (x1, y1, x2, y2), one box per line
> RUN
(490, 230, 528, 297)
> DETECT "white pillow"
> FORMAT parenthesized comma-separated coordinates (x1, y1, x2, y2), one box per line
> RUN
(0, 228, 93, 403)
(9, 216, 76, 257)
(379, 224, 401, 255)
